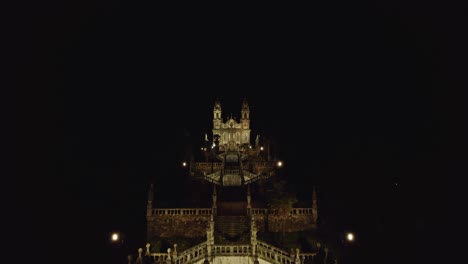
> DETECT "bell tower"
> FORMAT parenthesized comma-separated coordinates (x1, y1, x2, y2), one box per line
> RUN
(241, 98, 250, 129)
(240, 98, 251, 145)
(213, 99, 222, 130)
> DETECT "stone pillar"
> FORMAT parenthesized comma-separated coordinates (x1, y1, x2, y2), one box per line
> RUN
(207, 216, 215, 260)
(146, 184, 154, 241)
(212, 185, 217, 216)
(312, 186, 318, 224)
(166, 248, 172, 264)
(251, 215, 257, 256)
(145, 243, 151, 256)
(147, 184, 154, 217)
(135, 248, 143, 263)
(295, 248, 300, 264)
(247, 184, 251, 215)
(173, 244, 177, 257)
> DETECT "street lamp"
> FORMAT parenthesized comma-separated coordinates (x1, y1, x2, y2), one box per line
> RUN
(277, 161, 283, 167)
(109, 231, 125, 245)
(340, 231, 356, 264)
(111, 232, 119, 242)
(182, 161, 187, 167)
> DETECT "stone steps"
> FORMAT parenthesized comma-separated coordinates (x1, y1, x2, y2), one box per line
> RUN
(215, 216, 250, 244)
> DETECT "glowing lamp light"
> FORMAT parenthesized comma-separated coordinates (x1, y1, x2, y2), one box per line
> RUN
(260, 146, 264, 151)
(346, 232, 354, 242)
(111, 233, 119, 242)
(182, 162, 187, 167)
(277, 161, 283, 167)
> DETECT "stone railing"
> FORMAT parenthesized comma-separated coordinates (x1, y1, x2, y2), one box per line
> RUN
(152, 208, 212, 215)
(173, 242, 207, 264)
(290, 208, 314, 215)
(129, 240, 317, 264)
(299, 253, 317, 263)
(148, 252, 169, 263)
(191, 162, 223, 173)
(251, 208, 314, 215)
(213, 244, 251, 256)
(204, 171, 221, 184)
(251, 208, 268, 215)
(244, 172, 271, 184)
(223, 169, 240, 175)
(256, 240, 296, 264)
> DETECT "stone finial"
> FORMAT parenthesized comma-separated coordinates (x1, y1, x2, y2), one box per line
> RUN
(148, 184, 154, 202)
(173, 244, 178, 256)
(312, 185, 318, 224)
(138, 248, 143, 258)
(145, 243, 151, 256)
(312, 186, 317, 203)
(147, 184, 154, 217)
(127, 255, 132, 264)
(166, 248, 172, 261)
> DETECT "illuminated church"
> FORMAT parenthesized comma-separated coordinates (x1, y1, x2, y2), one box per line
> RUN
(128, 99, 335, 264)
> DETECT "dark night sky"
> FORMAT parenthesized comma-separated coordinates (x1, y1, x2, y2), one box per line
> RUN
(15, 1, 465, 264)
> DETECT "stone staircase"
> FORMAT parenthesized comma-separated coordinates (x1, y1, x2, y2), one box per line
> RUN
(215, 216, 250, 244)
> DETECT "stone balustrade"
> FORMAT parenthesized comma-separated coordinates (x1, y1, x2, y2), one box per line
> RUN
(251, 208, 269, 215)
(131, 239, 317, 264)
(148, 252, 169, 263)
(152, 208, 213, 215)
(299, 253, 317, 262)
(191, 162, 223, 172)
(290, 208, 314, 215)
(256, 240, 296, 264)
(213, 244, 251, 255)
(191, 161, 276, 174)
(173, 242, 207, 264)
(251, 208, 314, 215)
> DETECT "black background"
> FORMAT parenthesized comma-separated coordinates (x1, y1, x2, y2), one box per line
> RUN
(14, 1, 464, 263)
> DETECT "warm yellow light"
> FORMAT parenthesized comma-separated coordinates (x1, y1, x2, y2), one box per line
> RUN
(260, 146, 264, 151)
(277, 161, 283, 167)
(346, 232, 354, 242)
(111, 233, 119, 241)
(182, 162, 187, 167)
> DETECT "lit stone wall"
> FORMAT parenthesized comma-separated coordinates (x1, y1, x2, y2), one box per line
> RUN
(147, 215, 211, 238)
(253, 214, 317, 232)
